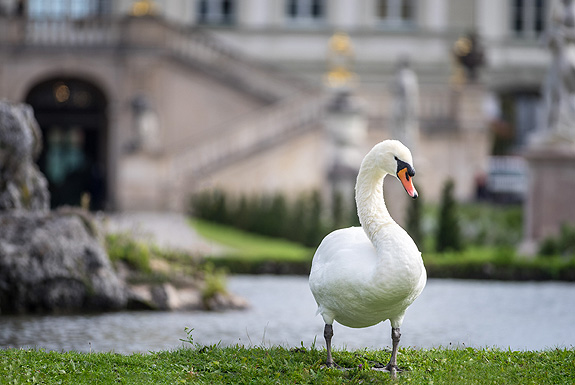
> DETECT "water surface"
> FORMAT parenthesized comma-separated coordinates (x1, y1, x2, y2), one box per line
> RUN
(1, 276, 573, 353)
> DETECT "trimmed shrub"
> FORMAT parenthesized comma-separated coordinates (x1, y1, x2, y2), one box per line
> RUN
(435, 179, 463, 253)
(539, 223, 575, 257)
(190, 189, 355, 248)
(406, 187, 424, 250)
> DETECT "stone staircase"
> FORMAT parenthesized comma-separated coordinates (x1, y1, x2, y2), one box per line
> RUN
(156, 22, 326, 188)
(167, 90, 326, 185)
(164, 25, 314, 103)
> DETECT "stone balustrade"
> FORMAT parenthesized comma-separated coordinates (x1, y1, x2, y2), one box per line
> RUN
(0, 16, 310, 102)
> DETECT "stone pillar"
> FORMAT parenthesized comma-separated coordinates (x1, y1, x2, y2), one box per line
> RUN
(324, 89, 367, 220)
(323, 32, 365, 221)
(521, 147, 575, 254)
(390, 57, 419, 151)
(521, 0, 575, 254)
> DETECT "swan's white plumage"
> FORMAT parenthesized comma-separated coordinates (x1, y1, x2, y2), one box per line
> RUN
(309, 140, 426, 332)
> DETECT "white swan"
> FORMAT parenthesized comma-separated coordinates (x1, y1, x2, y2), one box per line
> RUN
(309, 139, 426, 375)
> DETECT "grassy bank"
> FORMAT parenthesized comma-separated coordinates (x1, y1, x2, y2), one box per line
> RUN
(192, 219, 313, 274)
(2, 345, 573, 384)
(192, 220, 575, 280)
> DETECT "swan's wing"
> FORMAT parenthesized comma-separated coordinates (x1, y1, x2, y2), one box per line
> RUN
(309, 228, 376, 300)
(310, 227, 374, 272)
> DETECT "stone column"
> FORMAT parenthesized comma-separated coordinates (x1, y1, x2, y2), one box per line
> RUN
(522, 147, 575, 254)
(521, 0, 575, 254)
(390, 57, 419, 151)
(324, 89, 367, 221)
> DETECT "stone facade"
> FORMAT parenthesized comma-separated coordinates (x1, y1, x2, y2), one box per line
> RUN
(0, 1, 550, 212)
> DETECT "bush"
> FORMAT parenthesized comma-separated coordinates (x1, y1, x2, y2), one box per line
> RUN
(190, 189, 356, 248)
(435, 179, 463, 253)
(458, 203, 522, 247)
(105, 233, 152, 273)
(539, 223, 575, 257)
(191, 185, 526, 254)
(303, 190, 325, 247)
(406, 187, 424, 250)
(201, 262, 228, 308)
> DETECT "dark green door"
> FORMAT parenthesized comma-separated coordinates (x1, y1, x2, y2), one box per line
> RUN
(26, 78, 107, 210)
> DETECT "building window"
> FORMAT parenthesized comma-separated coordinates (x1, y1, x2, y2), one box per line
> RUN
(496, 92, 542, 153)
(512, 0, 546, 37)
(377, 0, 417, 27)
(286, 0, 325, 24)
(198, 0, 235, 25)
(28, 0, 111, 19)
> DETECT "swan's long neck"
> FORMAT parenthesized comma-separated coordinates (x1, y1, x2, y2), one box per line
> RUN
(355, 154, 396, 248)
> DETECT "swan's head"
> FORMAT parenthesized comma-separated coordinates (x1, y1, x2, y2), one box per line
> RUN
(374, 140, 418, 199)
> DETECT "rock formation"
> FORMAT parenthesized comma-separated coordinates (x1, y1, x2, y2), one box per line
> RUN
(0, 101, 247, 314)
(0, 102, 49, 211)
(0, 210, 127, 313)
(0, 101, 127, 314)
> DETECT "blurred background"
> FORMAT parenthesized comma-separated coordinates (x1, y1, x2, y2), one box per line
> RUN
(0, 0, 540, 209)
(1, 0, 574, 353)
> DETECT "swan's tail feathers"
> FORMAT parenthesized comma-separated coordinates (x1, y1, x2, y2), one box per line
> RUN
(314, 301, 321, 316)
(316, 306, 335, 325)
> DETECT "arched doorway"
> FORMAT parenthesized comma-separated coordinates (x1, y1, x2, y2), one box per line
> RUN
(26, 77, 108, 210)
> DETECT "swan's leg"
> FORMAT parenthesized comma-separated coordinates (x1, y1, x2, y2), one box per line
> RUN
(324, 323, 335, 367)
(385, 327, 401, 377)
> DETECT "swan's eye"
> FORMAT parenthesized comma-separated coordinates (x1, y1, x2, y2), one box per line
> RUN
(395, 158, 415, 177)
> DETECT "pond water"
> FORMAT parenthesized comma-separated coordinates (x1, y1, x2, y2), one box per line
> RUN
(1, 276, 574, 353)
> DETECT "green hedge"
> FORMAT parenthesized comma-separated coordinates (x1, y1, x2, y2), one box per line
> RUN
(190, 190, 358, 248)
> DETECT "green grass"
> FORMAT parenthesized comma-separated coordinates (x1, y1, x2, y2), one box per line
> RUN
(191, 219, 313, 274)
(191, 219, 312, 261)
(1, 346, 573, 384)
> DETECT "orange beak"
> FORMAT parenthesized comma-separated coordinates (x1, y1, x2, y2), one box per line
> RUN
(397, 168, 418, 199)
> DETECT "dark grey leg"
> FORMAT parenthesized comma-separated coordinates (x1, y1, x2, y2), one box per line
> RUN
(324, 324, 334, 367)
(385, 327, 401, 378)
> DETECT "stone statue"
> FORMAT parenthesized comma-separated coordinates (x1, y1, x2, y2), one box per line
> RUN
(131, 94, 161, 155)
(0, 102, 50, 211)
(391, 58, 419, 149)
(539, 0, 575, 145)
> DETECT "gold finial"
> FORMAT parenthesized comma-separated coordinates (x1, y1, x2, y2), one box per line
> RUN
(325, 67, 355, 88)
(325, 32, 357, 88)
(450, 37, 471, 89)
(328, 32, 353, 55)
(453, 37, 472, 57)
(131, 0, 157, 17)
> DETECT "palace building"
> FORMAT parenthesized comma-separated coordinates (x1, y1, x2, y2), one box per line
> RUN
(0, 0, 549, 211)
